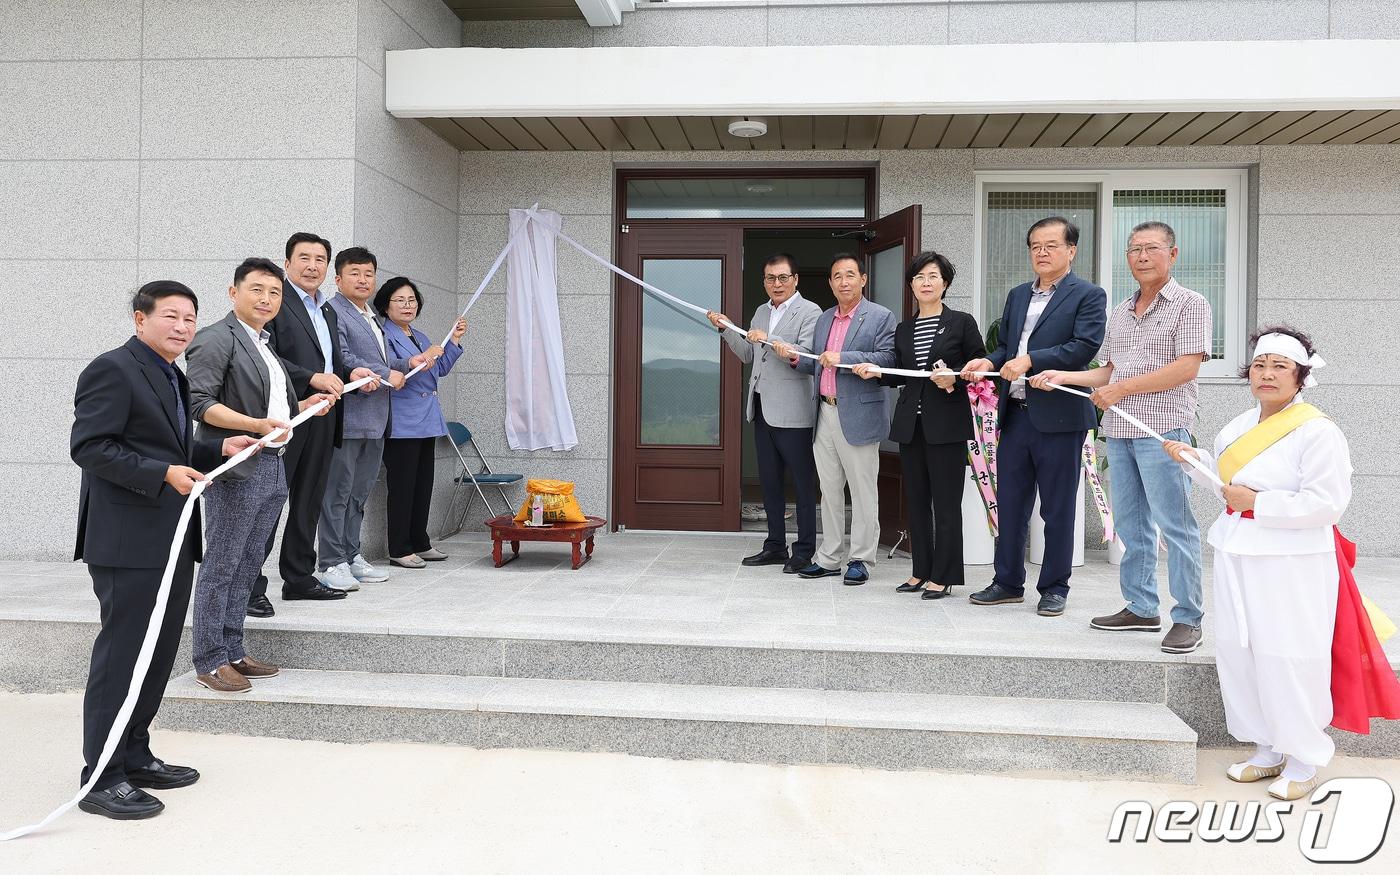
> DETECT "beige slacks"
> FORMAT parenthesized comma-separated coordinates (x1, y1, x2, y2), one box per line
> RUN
(813, 403, 881, 568)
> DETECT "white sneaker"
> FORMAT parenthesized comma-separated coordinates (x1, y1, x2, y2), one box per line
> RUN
(349, 554, 389, 582)
(318, 563, 360, 592)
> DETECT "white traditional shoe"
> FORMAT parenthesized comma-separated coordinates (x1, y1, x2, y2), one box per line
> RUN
(317, 562, 360, 592)
(1267, 773, 1322, 801)
(1226, 761, 1284, 783)
(349, 554, 389, 582)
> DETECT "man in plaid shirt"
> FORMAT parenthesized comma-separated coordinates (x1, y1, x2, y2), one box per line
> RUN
(1031, 221, 1212, 654)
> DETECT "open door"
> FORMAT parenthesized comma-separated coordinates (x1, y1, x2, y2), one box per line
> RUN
(613, 225, 745, 531)
(857, 205, 921, 550)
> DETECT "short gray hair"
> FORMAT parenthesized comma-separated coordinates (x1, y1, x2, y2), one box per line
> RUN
(1130, 221, 1176, 247)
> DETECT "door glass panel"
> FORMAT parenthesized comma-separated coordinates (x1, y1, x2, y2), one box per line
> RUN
(626, 177, 867, 219)
(1112, 188, 1227, 359)
(982, 188, 1097, 328)
(640, 258, 722, 446)
(868, 244, 905, 453)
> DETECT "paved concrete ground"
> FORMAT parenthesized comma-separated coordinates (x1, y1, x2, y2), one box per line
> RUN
(2, 691, 1398, 873)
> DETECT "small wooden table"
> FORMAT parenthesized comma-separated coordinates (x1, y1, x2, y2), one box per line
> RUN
(485, 514, 608, 570)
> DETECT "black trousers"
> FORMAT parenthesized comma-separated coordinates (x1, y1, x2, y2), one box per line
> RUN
(752, 394, 818, 559)
(899, 422, 967, 586)
(383, 436, 436, 557)
(254, 410, 335, 598)
(81, 551, 194, 791)
(992, 402, 1086, 597)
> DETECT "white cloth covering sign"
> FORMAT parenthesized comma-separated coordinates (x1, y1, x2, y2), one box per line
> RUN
(505, 207, 578, 451)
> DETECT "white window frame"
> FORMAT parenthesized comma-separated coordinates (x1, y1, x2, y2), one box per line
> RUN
(972, 168, 1249, 379)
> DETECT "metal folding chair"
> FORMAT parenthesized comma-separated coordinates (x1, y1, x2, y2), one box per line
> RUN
(439, 421, 524, 538)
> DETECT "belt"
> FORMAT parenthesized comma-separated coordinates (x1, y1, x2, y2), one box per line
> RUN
(262, 445, 287, 457)
(821, 395, 838, 406)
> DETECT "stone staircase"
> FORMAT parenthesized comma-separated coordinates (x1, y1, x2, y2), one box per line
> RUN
(157, 623, 1199, 783)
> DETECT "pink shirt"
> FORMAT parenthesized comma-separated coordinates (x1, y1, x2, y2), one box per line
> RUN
(819, 298, 863, 397)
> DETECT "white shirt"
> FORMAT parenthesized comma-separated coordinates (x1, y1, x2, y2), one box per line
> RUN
(766, 291, 804, 340)
(347, 298, 388, 361)
(1183, 397, 1352, 557)
(1010, 277, 1060, 399)
(240, 319, 292, 448)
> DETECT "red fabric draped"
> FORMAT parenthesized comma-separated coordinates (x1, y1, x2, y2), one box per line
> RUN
(1329, 527, 1400, 734)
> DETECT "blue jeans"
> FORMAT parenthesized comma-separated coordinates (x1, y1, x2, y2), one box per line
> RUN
(1106, 429, 1203, 626)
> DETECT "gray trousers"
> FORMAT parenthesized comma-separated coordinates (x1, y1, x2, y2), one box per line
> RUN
(193, 452, 287, 674)
(318, 437, 384, 569)
(813, 403, 881, 567)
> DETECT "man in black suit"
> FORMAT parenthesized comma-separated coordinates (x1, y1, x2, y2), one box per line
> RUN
(247, 232, 378, 614)
(961, 217, 1107, 618)
(72, 281, 258, 820)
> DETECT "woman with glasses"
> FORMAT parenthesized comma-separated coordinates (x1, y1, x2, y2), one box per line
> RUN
(373, 277, 467, 568)
(853, 251, 985, 599)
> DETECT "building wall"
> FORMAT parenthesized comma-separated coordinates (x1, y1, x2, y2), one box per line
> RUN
(456, 143, 1400, 553)
(463, 0, 1400, 47)
(1, 0, 462, 561)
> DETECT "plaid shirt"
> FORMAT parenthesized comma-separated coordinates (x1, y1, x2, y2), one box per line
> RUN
(1102, 277, 1211, 438)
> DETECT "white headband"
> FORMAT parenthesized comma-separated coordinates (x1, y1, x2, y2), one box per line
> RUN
(1252, 332, 1326, 388)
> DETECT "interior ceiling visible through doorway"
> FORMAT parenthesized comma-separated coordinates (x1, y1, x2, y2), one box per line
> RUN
(421, 109, 1400, 151)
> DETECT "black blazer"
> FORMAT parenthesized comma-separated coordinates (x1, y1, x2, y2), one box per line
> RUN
(71, 337, 223, 568)
(880, 307, 986, 446)
(265, 284, 351, 447)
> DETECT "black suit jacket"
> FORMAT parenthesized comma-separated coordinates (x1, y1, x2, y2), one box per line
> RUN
(881, 308, 986, 445)
(71, 337, 223, 568)
(265, 284, 351, 447)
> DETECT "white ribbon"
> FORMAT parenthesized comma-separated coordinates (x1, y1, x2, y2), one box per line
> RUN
(0, 374, 377, 842)
(1252, 332, 1326, 388)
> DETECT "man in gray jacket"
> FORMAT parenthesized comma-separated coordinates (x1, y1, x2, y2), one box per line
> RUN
(774, 254, 897, 586)
(318, 247, 423, 591)
(707, 253, 823, 573)
(186, 257, 334, 691)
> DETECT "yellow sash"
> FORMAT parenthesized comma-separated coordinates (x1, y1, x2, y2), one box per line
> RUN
(1217, 402, 1326, 485)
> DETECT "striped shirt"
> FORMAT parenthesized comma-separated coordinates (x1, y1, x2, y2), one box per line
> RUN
(1102, 277, 1212, 439)
(912, 314, 944, 414)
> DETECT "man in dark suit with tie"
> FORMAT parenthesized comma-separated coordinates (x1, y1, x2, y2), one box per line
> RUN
(71, 281, 258, 819)
(247, 232, 378, 614)
(961, 217, 1106, 617)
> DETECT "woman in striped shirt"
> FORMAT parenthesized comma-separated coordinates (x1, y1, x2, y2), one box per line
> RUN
(855, 252, 985, 598)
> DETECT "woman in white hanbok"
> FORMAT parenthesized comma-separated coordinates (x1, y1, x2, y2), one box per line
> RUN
(1164, 327, 1398, 800)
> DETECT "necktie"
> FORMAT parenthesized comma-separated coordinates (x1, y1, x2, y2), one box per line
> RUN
(167, 370, 187, 447)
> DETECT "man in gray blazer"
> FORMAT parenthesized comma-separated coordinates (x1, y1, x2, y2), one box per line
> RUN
(774, 253, 897, 585)
(318, 247, 420, 591)
(186, 257, 334, 691)
(707, 253, 823, 573)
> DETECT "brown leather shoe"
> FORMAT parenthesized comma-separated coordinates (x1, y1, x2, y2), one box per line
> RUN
(196, 664, 251, 693)
(231, 655, 280, 679)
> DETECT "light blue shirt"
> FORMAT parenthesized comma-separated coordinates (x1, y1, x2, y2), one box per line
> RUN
(291, 281, 333, 372)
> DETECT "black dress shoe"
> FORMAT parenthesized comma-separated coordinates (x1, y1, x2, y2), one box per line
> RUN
(742, 548, 789, 567)
(128, 759, 199, 790)
(969, 582, 1025, 605)
(782, 556, 812, 574)
(921, 583, 953, 600)
(246, 594, 275, 618)
(896, 579, 927, 593)
(1036, 593, 1067, 617)
(78, 782, 164, 820)
(282, 582, 348, 601)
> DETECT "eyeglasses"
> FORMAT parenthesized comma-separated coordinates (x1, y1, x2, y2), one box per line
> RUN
(763, 274, 795, 285)
(911, 272, 943, 285)
(1028, 243, 1067, 255)
(388, 297, 417, 307)
(1126, 244, 1173, 256)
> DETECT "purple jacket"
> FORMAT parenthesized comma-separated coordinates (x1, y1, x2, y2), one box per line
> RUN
(382, 322, 463, 439)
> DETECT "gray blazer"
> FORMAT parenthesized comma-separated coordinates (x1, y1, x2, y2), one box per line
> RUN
(721, 293, 822, 429)
(792, 298, 898, 446)
(186, 312, 299, 480)
(328, 293, 411, 441)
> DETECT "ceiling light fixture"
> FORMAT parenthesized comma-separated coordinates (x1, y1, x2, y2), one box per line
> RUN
(727, 119, 768, 138)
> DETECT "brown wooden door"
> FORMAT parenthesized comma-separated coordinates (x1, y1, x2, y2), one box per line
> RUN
(858, 205, 922, 549)
(613, 225, 745, 531)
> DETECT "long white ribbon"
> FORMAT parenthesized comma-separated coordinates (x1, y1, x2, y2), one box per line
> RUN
(0, 374, 377, 842)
